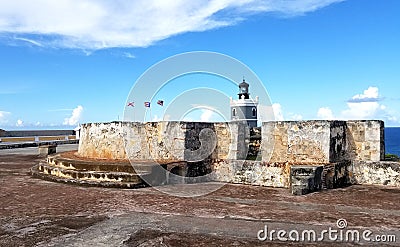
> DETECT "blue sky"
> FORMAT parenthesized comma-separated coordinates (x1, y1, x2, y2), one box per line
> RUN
(0, 0, 399, 129)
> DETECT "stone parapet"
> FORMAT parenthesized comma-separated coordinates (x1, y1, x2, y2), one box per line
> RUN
(78, 121, 247, 161)
(346, 120, 384, 161)
(262, 121, 348, 163)
(351, 160, 400, 186)
(262, 120, 384, 163)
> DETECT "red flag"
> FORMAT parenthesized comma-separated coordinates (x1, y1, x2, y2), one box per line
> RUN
(144, 102, 151, 107)
(127, 102, 135, 107)
(157, 100, 164, 106)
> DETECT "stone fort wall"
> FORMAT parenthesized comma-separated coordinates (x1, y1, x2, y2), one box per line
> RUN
(78, 121, 247, 161)
(78, 120, 384, 163)
(261, 120, 384, 163)
(77, 120, 396, 191)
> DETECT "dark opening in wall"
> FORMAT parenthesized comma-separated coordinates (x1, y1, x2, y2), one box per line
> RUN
(246, 127, 261, 160)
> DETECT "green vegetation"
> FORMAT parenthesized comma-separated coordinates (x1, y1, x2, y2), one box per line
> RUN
(385, 153, 400, 161)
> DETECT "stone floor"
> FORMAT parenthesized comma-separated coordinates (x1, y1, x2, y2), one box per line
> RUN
(0, 146, 399, 246)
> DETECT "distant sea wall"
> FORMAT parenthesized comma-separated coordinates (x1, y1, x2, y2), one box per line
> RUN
(0, 130, 74, 137)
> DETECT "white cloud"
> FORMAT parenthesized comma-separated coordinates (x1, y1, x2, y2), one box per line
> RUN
(63, 105, 83, 126)
(341, 102, 381, 119)
(272, 103, 303, 121)
(0, 111, 11, 123)
(353, 86, 378, 100)
(123, 52, 135, 59)
(341, 86, 384, 120)
(347, 86, 382, 103)
(0, 0, 344, 49)
(14, 37, 43, 47)
(200, 109, 214, 122)
(317, 107, 335, 120)
(16, 119, 23, 127)
(288, 113, 303, 121)
(272, 103, 284, 121)
(317, 86, 399, 125)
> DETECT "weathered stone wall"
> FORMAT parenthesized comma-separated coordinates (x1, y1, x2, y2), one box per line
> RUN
(261, 121, 338, 163)
(351, 161, 400, 186)
(210, 160, 355, 193)
(346, 120, 384, 162)
(247, 127, 261, 159)
(211, 160, 290, 188)
(71, 120, 395, 193)
(290, 165, 323, 195)
(78, 121, 242, 161)
(329, 121, 348, 162)
(79, 120, 384, 163)
(261, 120, 385, 163)
(78, 122, 133, 160)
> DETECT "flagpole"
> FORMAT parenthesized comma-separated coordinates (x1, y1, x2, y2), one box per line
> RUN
(162, 103, 165, 120)
(150, 106, 152, 122)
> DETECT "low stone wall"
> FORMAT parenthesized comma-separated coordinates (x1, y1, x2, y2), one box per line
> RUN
(351, 161, 400, 186)
(211, 160, 290, 188)
(211, 160, 354, 194)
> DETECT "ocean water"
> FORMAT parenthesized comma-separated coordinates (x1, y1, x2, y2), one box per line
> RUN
(385, 127, 400, 156)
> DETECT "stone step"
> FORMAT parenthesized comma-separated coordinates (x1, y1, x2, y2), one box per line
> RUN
(47, 154, 160, 174)
(31, 163, 148, 188)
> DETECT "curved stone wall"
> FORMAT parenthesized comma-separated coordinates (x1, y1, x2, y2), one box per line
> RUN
(78, 122, 133, 160)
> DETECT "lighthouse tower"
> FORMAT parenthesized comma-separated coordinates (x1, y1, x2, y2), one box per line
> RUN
(230, 79, 258, 127)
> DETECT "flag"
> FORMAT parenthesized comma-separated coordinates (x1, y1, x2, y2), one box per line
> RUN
(157, 100, 164, 106)
(144, 102, 151, 107)
(127, 102, 135, 107)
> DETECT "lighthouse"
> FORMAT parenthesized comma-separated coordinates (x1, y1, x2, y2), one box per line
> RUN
(230, 79, 258, 127)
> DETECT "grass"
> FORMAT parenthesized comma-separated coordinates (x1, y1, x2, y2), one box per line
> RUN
(385, 153, 400, 161)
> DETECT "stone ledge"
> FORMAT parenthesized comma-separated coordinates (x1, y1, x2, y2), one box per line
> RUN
(31, 163, 147, 188)
(351, 160, 400, 186)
